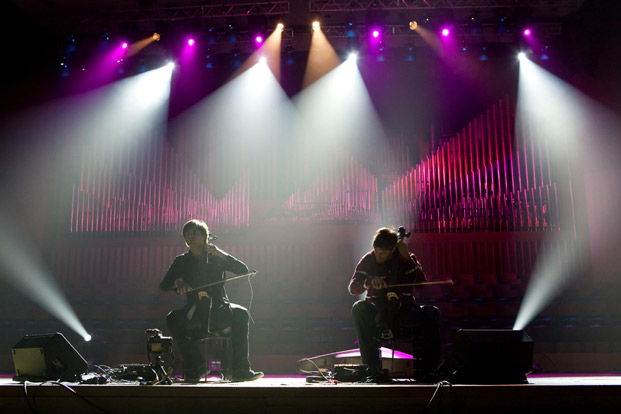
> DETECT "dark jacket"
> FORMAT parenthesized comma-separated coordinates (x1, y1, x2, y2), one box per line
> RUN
(348, 250, 426, 305)
(160, 250, 249, 309)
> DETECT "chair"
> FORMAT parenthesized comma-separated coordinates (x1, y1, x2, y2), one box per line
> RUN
(197, 327, 233, 382)
(185, 312, 233, 382)
(381, 305, 441, 377)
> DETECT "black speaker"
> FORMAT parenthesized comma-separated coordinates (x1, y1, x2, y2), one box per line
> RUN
(11, 332, 88, 382)
(450, 329, 534, 384)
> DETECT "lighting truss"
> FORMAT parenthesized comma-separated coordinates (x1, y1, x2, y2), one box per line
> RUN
(319, 21, 561, 39)
(309, 0, 584, 14)
(111, 1, 290, 23)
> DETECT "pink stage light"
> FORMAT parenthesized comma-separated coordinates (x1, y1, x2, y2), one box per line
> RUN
(441, 28, 450, 37)
(523, 28, 532, 37)
(187, 38, 195, 47)
(372, 29, 380, 38)
(121, 42, 128, 49)
(255, 35, 264, 44)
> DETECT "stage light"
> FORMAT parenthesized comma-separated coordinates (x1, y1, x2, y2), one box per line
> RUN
(518, 51, 527, 61)
(372, 29, 380, 38)
(312, 21, 320, 31)
(496, 15, 509, 34)
(285, 41, 294, 54)
(227, 21, 239, 42)
(347, 52, 358, 61)
(404, 41, 415, 61)
(84, 334, 92, 342)
(276, 23, 284, 31)
(152, 32, 160, 42)
(121, 42, 129, 49)
(480, 45, 488, 61)
(346, 11, 355, 27)
(255, 35, 264, 45)
(469, 15, 482, 35)
(441, 28, 450, 37)
(523, 27, 533, 37)
(409, 21, 418, 31)
(187, 38, 196, 47)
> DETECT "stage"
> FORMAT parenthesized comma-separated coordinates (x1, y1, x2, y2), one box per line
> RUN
(1, 374, 620, 413)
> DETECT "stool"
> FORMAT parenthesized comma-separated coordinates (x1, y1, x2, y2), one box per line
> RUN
(384, 305, 441, 378)
(198, 327, 232, 382)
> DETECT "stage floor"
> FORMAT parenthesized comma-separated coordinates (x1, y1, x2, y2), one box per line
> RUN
(2, 374, 621, 413)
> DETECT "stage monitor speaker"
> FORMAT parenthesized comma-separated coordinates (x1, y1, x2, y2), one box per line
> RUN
(11, 332, 88, 382)
(451, 329, 533, 384)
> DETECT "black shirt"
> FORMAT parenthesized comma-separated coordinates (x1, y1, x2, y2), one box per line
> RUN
(160, 250, 249, 309)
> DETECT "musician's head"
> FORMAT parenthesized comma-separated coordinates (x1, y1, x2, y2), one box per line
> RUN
(372, 227, 398, 263)
(182, 219, 209, 247)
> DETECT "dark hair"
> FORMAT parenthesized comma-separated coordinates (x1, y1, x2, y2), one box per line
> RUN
(182, 219, 209, 239)
(372, 227, 398, 250)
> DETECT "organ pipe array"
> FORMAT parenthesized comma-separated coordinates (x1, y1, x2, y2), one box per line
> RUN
(382, 96, 568, 234)
(69, 135, 249, 234)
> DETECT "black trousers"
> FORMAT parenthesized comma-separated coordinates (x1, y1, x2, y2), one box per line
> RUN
(352, 299, 441, 374)
(166, 303, 251, 374)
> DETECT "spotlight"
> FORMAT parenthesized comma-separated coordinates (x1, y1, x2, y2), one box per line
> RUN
(346, 36, 359, 54)
(522, 27, 532, 37)
(405, 42, 415, 61)
(469, 15, 482, 34)
(255, 35, 264, 45)
(518, 51, 527, 61)
(258, 56, 267, 64)
(479, 44, 489, 61)
(312, 21, 320, 31)
(187, 38, 195, 47)
(372, 29, 380, 38)
(152, 32, 161, 42)
(121, 42, 129, 49)
(84, 334, 92, 342)
(441, 27, 450, 37)
(409, 21, 418, 31)
(227, 21, 238, 42)
(276, 22, 284, 31)
(347, 52, 358, 61)
(285, 41, 294, 54)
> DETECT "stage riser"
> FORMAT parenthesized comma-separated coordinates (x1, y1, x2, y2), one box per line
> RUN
(1, 382, 620, 413)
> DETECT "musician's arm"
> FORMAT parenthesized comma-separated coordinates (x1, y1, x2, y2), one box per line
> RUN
(407, 253, 427, 288)
(348, 255, 386, 295)
(208, 245, 250, 275)
(348, 269, 368, 295)
(160, 256, 189, 294)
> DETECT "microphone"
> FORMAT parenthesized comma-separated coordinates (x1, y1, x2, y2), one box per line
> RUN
(208, 233, 217, 241)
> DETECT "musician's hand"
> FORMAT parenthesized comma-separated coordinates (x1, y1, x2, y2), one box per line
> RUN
(204, 243, 227, 259)
(396, 240, 410, 259)
(363, 276, 387, 290)
(173, 280, 191, 295)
